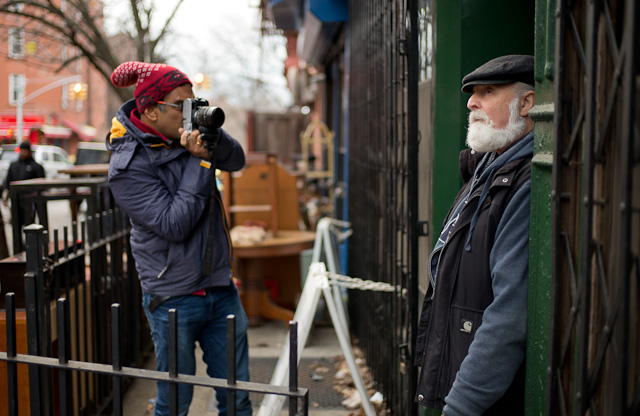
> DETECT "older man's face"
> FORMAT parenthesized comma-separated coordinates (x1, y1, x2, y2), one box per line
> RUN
(465, 83, 529, 153)
(467, 84, 515, 129)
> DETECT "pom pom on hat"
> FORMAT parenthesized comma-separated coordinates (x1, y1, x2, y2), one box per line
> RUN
(110, 61, 192, 113)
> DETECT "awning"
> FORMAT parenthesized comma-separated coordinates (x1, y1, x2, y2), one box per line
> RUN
(268, 0, 303, 31)
(0, 121, 38, 139)
(37, 124, 73, 139)
(297, 0, 347, 66)
(309, 0, 348, 22)
(61, 120, 98, 141)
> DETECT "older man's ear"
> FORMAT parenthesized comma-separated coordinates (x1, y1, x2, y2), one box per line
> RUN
(520, 90, 535, 118)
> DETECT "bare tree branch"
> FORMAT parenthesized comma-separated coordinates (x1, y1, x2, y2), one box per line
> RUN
(149, 0, 184, 60)
(0, 0, 186, 102)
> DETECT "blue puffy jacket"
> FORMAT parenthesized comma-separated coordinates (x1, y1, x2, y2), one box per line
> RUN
(106, 99, 245, 296)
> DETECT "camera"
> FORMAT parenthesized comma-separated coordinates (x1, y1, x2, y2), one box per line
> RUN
(182, 98, 225, 135)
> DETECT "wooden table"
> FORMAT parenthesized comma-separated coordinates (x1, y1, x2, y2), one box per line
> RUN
(58, 163, 109, 177)
(233, 230, 316, 325)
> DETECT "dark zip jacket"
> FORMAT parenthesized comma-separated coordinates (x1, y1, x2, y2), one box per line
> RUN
(415, 131, 533, 415)
(4, 157, 45, 190)
(106, 99, 245, 296)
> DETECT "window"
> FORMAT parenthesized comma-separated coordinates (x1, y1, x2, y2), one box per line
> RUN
(9, 28, 24, 59)
(9, 74, 25, 105)
(7, 3, 24, 12)
(62, 83, 69, 109)
(61, 46, 69, 109)
(53, 152, 67, 163)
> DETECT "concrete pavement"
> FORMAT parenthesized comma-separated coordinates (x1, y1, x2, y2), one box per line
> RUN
(122, 320, 354, 415)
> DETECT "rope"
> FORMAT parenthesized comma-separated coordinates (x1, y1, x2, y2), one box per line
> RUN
(325, 272, 406, 295)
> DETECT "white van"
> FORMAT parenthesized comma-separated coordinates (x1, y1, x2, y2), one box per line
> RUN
(74, 142, 110, 165)
(0, 144, 72, 186)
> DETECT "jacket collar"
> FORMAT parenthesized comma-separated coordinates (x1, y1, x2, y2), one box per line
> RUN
(110, 99, 187, 166)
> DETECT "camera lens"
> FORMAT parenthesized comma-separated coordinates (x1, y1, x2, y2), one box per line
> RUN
(194, 106, 225, 128)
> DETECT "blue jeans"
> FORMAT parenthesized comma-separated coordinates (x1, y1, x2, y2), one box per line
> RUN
(142, 283, 252, 416)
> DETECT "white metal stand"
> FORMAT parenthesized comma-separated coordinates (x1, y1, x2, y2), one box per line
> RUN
(258, 218, 376, 416)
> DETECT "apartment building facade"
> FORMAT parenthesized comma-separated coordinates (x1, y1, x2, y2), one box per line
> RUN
(0, 1, 108, 156)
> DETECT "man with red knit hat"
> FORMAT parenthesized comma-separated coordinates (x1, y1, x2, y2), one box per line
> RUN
(106, 61, 251, 416)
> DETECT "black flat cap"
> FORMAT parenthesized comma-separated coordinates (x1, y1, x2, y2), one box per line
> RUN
(461, 54, 534, 93)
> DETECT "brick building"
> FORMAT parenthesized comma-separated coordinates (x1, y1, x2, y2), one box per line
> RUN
(0, 1, 109, 157)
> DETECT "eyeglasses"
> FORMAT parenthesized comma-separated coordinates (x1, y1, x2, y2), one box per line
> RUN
(157, 101, 183, 111)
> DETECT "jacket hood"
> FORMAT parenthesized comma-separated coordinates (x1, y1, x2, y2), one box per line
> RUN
(105, 99, 186, 166)
(464, 130, 534, 251)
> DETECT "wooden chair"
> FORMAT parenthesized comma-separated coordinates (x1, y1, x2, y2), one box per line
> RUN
(221, 153, 311, 324)
(221, 152, 301, 236)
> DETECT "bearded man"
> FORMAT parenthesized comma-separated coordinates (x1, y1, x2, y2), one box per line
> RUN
(414, 55, 535, 416)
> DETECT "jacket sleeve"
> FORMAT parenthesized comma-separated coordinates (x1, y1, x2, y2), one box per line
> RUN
(443, 181, 531, 416)
(215, 128, 245, 172)
(109, 146, 214, 243)
(35, 162, 45, 179)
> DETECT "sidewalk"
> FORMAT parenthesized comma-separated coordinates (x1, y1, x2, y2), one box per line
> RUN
(122, 320, 353, 415)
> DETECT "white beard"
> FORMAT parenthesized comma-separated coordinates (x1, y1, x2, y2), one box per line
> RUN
(466, 96, 528, 153)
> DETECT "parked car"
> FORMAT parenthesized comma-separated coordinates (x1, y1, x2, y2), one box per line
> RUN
(74, 141, 110, 165)
(0, 144, 72, 188)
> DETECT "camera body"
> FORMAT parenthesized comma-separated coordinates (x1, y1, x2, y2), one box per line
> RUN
(182, 98, 225, 135)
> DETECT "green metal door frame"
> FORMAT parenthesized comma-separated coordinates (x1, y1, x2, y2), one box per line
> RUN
(432, 0, 535, 243)
(428, 1, 548, 415)
(526, 1, 556, 415)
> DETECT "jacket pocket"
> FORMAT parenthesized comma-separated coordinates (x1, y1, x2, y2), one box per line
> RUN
(442, 305, 484, 394)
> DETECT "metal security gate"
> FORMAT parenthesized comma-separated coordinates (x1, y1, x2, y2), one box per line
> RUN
(347, 0, 425, 414)
(549, 0, 640, 414)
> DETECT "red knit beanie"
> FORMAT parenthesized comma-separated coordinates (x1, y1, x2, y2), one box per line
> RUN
(110, 61, 192, 113)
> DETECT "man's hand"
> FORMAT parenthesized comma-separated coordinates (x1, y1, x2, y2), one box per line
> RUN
(179, 127, 210, 159)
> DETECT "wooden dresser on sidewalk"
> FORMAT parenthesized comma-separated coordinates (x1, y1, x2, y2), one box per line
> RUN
(221, 153, 315, 325)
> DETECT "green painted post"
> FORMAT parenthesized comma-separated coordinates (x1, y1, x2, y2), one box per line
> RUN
(432, 0, 535, 245)
(525, 0, 555, 415)
(423, 1, 537, 415)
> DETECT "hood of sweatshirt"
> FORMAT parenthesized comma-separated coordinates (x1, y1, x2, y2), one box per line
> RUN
(105, 99, 187, 167)
(464, 130, 534, 251)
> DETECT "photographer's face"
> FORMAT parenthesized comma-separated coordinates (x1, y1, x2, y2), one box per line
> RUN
(152, 84, 194, 140)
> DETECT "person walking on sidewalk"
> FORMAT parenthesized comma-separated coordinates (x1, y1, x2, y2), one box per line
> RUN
(415, 55, 536, 416)
(2, 141, 46, 227)
(106, 61, 251, 416)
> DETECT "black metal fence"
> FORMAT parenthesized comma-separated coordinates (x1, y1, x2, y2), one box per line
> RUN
(0, 214, 309, 416)
(1, 209, 145, 415)
(549, 0, 640, 414)
(347, 1, 426, 415)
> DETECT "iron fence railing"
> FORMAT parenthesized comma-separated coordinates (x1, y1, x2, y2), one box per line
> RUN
(347, 1, 424, 414)
(0, 219, 309, 416)
(549, 0, 640, 414)
(1, 294, 309, 416)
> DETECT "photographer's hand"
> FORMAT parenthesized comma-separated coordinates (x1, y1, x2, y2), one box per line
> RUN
(198, 126, 220, 159)
(179, 127, 211, 159)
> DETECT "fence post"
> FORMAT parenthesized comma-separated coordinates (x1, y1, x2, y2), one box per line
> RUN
(168, 309, 179, 416)
(112, 304, 123, 416)
(57, 298, 71, 416)
(24, 223, 53, 416)
(288, 321, 299, 416)
(226, 315, 236, 416)
(6, 293, 18, 416)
